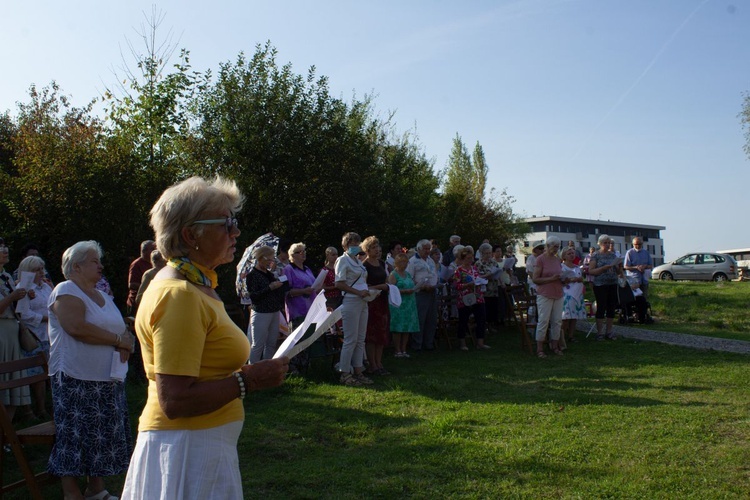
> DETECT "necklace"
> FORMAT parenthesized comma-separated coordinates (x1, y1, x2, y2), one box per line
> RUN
(167, 257, 218, 289)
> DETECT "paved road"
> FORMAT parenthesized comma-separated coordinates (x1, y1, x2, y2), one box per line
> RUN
(575, 321, 750, 355)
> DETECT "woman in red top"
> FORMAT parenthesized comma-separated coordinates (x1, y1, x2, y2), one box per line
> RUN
(322, 247, 342, 309)
(452, 246, 490, 351)
(532, 236, 568, 358)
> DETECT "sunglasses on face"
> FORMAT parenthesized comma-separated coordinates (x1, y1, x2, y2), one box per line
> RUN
(193, 217, 239, 233)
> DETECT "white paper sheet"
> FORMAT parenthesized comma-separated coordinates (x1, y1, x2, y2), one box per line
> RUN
(311, 269, 327, 292)
(110, 351, 129, 381)
(273, 291, 328, 359)
(388, 284, 402, 307)
(281, 307, 342, 360)
(14, 271, 36, 315)
(474, 277, 488, 286)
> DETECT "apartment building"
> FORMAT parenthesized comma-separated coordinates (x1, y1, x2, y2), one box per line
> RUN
(517, 216, 666, 266)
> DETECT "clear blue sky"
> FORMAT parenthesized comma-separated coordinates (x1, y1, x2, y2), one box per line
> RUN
(3, 0, 749, 260)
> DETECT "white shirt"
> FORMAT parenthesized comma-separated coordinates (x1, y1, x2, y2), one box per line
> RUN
(19, 281, 53, 342)
(48, 280, 126, 381)
(406, 254, 438, 289)
(334, 254, 368, 289)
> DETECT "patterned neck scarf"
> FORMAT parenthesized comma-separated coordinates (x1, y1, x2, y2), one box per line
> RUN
(167, 257, 218, 289)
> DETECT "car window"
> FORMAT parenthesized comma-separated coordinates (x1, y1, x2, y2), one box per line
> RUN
(678, 255, 696, 265)
(703, 254, 716, 264)
(715, 255, 725, 263)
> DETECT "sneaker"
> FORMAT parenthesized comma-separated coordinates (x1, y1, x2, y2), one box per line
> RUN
(478, 344, 491, 350)
(355, 373, 374, 385)
(340, 373, 362, 387)
(605, 333, 618, 340)
(401, 352, 410, 358)
(394, 352, 404, 358)
(460, 345, 469, 351)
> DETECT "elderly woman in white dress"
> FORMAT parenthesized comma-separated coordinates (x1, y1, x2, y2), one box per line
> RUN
(122, 176, 288, 499)
(17, 255, 54, 419)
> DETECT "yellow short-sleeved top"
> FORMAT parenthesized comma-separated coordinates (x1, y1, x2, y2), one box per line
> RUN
(135, 278, 250, 431)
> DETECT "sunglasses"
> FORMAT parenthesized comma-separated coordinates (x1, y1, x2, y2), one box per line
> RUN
(193, 217, 239, 233)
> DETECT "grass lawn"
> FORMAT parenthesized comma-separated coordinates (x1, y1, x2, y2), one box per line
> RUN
(6, 285, 749, 498)
(231, 329, 749, 499)
(643, 281, 750, 341)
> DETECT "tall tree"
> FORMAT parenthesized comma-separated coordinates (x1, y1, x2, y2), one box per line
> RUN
(443, 134, 474, 201)
(741, 91, 750, 160)
(471, 141, 488, 203)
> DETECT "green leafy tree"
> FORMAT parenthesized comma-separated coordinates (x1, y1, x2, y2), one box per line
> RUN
(438, 134, 525, 247)
(190, 42, 441, 273)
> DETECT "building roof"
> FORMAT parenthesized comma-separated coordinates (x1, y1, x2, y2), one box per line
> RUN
(523, 215, 665, 231)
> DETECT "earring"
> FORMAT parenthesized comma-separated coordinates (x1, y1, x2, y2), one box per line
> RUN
(195, 246, 199, 250)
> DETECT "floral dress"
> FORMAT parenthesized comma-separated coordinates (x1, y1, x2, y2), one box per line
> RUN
(561, 264, 586, 320)
(389, 271, 419, 333)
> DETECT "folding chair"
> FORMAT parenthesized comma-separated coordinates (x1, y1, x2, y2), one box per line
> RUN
(0, 353, 57, 499)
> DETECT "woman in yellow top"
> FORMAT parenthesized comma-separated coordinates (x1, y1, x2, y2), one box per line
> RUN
(122, 176, 289, 499)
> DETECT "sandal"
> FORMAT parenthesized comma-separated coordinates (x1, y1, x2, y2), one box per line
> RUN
(376, 368, 391, 376)
(553, 349, 564, 356)
(340, 373, 362, 387)
(596, 335, 605, 341)
(537, 351, 547, 358)
(605, 333, 617, 340)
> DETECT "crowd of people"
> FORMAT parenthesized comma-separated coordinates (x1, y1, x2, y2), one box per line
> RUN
(0, 173, 655, 498)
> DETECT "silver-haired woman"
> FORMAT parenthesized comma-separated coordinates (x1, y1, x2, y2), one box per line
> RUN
(122, 176, 288, 499)
(17, 255, 54, 419)
(587, 234, 623, 340)
(531, 236, 566, 357)
(47, 240, 136, 500)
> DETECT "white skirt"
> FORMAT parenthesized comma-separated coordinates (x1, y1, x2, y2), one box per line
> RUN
(121, 420, 244, 500)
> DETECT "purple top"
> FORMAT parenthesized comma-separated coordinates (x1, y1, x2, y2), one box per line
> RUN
(284, 264, 315, 321)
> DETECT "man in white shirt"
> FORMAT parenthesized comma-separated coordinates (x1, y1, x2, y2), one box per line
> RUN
(407, 239, 438, 351)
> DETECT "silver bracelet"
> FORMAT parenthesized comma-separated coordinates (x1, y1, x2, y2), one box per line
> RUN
(114, 333, 122, 347)
(233, 372, 246, 399)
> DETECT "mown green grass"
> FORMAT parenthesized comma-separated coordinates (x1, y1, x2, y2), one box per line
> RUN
(6, 286, 749, 498)
(643, 281, 750, 341)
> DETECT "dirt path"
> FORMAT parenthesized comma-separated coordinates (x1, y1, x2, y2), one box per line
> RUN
(575, 321, 750, 355)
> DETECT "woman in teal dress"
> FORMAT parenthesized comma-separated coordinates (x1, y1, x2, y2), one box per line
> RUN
(388, 253, 419, 358)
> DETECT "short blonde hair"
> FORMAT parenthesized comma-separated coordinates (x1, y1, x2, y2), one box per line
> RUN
(341, 232, 361, 249)
(252, 245, 276, 260)
(288, 242, 306, 256)
(325, 246, 338, 257)
(561, 247, 576, 260)
(62, 241, 102, 279)
(150, 176, 243, 259)
(361, 236, 380, 253)
(18, 255, 45, 273)
(597, 234, 611, 246)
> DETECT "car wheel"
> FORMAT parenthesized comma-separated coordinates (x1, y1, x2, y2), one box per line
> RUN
(660, 271, 673, 281)
(713, 273, 728, 282)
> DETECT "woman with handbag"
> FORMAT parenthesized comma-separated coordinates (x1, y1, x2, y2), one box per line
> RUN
(0, 239, 32, 422)
(17, 255, 53, 419)
(452, 246, 490, 351)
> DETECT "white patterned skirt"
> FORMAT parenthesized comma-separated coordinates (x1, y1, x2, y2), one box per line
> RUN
(121, 420, 244, 500)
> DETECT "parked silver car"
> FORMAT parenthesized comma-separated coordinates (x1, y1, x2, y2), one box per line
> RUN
(652, 253, 738, 281)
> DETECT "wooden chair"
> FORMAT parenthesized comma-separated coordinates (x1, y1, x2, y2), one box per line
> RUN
(515, 294, 538, 354)
(0, 353, 56, 499)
